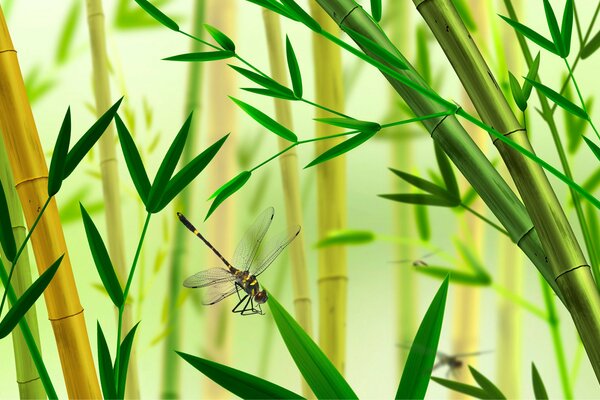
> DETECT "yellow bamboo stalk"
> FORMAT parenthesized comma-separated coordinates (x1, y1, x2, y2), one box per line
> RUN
(262, 9, 313, 397)
(309, 0, 348, 374)
(84, 1, 140, 398)
(0, 6, 101, 398)
(0, 137, 45, 399)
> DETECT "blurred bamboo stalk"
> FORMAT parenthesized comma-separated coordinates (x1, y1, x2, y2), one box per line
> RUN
(203, 1, 236, 398)
(84, 0, 140, 398)
(0, 138, 45, 399)
(160, 0, 205, 398)
(262, 9, 313, 397)
(0, 6, 101, 398)
(309, 1, 348, 374)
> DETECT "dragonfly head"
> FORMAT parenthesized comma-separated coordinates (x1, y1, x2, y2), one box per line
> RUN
(255, 290, 268, 304)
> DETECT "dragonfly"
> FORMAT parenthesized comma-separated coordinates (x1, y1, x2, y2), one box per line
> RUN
(392, 251, 439, 267)
(433, 350, 493, 377)
(178, 207, 300, 316)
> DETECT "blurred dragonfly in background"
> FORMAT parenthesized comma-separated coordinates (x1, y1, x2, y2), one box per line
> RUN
(392, 251, 440, 267)
(398, 342, 492, 377)
(178, 207, 300, 315)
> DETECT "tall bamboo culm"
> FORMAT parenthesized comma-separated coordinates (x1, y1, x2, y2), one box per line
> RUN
(160, 1, 205, 398)
(309, 1, 348, 374)
(262, 9, 314, 397)
(0, 138, 45, 399)
(0, 6, 101, 397)
(84, 0, 140, 397)
(203, 1, 236, 398)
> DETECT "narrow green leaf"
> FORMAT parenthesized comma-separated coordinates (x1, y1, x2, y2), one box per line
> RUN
(416, 266, 491, 286)
(454, 239, 491, 279)
(562, 81, 590, 153)
(524, 77, 588, 119)
(134, 0, 179, 31)
(314, 117, 381, 132)
(396, 277, 449, 399)
(581, 29, 600, 59)
(246, 0, 298, 21)
(561, 0, 573, 57)
(531, 363, 549, 399)
(63, 97, 123, 179)
(306, 131, 376, 168)
(48, 107, 71, 197)
(268, 292, 358, 399)
(582, 166, 600, 193)
(370, 0, 382, 22)
(522, 52, 541, 100)
(0, 180, 17, 262)
(230, 65, 295, 98)
(469, 367, 506, 399)
(415, 205, 430, 241)
(231, 97, 298, 142)
(345, 27, 407, 70)
(115, 115, 151, 205)
(241, 88, 297, 101)
(0, 255, 62, 338)
(509, 72, 527, 111)
(206, 171, 252, 220)
(204, 24, 235, 52)
(379, 193, 457, 207)
(583, 136, 600, 163)
(177, 351, 303, 399)
(416, 25, 432, 84)
(452, 0, 477, 32)
(280, 0, 321, 32)
(461, 185, 478, 208)
(155, 134, 229, 211)
(434, 143, 459, 200)
(315, 230, 375, 247)
(147, 113, 193, 212)
(116, 322, 141, 399)
(542, 0, 564, 56)
(164, 50, 234, 62)
(80, 204, 124, 308)
(388, 168, 450, 198)
(97, 322, 118, 400)
(499, 15, 558, 55)
(431, 377, 489, 399)
(285, 36, 303, 98)
(55, 1, 81, 65)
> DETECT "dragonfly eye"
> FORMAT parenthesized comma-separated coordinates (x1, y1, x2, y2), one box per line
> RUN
(255, 291, 268, 304)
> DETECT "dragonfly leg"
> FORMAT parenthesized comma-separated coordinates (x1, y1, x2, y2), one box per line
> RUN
(232, 294, 249, 313)
(234, 282, 244, 301)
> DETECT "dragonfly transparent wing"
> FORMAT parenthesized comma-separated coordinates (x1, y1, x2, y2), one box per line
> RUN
(249, 225, 301, 277)
(203, 281, 239, 305)
(183, 267, 235, 288)
(231, 207, 274, 270)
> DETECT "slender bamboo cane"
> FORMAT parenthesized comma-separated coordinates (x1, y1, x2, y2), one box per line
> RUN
(0, 6, 101, 397)
(309, 1, 348, 374)
(414, 0, 600, 379)
(0, 138, 45, 399)
(84, 1, 140, 398)
(262, 9, 314, 397)
(160, 1, 205, 398)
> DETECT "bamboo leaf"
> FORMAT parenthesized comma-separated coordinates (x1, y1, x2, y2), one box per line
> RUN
(415, 205, 430, 241)
(582, 29, 600, 59)
(306, 131, 376, 168)
(242, 88, 297, 101)
(461, 185, 478, 208)
(55, 1, 81, 65)
(522, 52, 541, 100)
(0, 180, 17, 262)
(416, 266, 491, 286)
(370, 0, 382, 22)
(164, 51, 234, 62)
(63, 97, 123, 179)
(231, 97, 298, 142)
(583, 136, 600, 163)
(524, 77, 588, 119)
(48, 107, 72, 197)
(80, 204, 124, 308)
(115, 0, 181, 30)
(280, 0, 321, 32)
(177, 351, 303, 399)
(0, 255, 62, 338)
(379, 193, 457, 207)
(452, 0, 476, 32)
(314, 117, 381, 132)
(561, 0, 573, 57)
(115, 115, 151, 205)
(230, 65, 295, 98)
(469, 367, 506, 399)
(509, 72, 527, 111)
(133, 0, 179, 31)
(434, 144, 460, 200)
(431, 377, 489, 399)
(454, 239, 491, 279)
(315, 230, 375, 247)
(416, 25, 432, 84)
(206, 171, 252, 220)
(396, 277, 449, 399)
(531, 363, 549, 399)
(147, 113, 193, 212)
(97, 322, 118, 400)
(345, 27, 408, 70)
(542, 0, 564, 56)
(286, 36, 303, 98)
(204, 24, 235, 52)
(268, 292, 358, 399)
(388, 168, 451, 198)
(116, 322, 141, 399)
(499, 15, 558, 55)
(246, 0, 298, 21)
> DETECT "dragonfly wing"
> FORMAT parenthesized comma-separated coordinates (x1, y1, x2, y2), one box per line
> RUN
(232, 207, 274, 270)
(183, 267, 235, 288)
(249, 225, 301, 276)
(203, 281, 238, 305)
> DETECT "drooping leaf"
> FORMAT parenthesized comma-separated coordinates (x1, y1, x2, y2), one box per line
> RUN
(115, 0, 181, 30)
(416, 266, 491, 286)
(396, 277, 449, 399)
(133, 0, 179, 31)
(379, 193, 457, 207)
(0, 180, 16, 262)
(97, 322, 118, 400)
(229, 65, 295, 98)
(542, 0, 564, 56)
(206, 171, 252, 220)
(581, 29, 600, 59)
(315, 230, 375, 247)
(416, 25, 432, 84)
(231, 97, 298, 142)
(469, 367, 506, 399)
(55, 1, 81, 65)
(204, 24, 235, 52)
(370, 0, 382, 22)
(246, 0, 298, 21)
(177, 351, 303, 399)
(415, 205, 430, 241)
(584, 136, 600, 163)
(509, 72, 527, 111)
(80, 204, 124, 308)
(48, 107, 72, 197)
(306, 131, 376, 168)
(522, 52, 541, 100)
(63, 97, 123, 179)
(115, 115, 151, 204)
(116, 322, 141, 399)
(241, 88, 297, 101)
(434, 143, 459, 201)
(345, 27, 407, 70)
(164, 51, 234, 62)
(0, 255, 63, 338)
(461, 185, 478, 208)
(280, 0, 321, 32)
(499, 15, 558, 55)
(24, 66, 56, 104)
(285, 36, 303, 98)
(524, 77, 588, 119)
(454, 239, 491, 280)
(562, 81, 590, 153)
(388, 168, 450, 199)
(314, 117, 381, 132)
(268, 292, 358, 399)
(431, 377, 489, 399)
(561, 0, 573, 57)
(452, 0, 476, 32)
(531, 363, 548, 400)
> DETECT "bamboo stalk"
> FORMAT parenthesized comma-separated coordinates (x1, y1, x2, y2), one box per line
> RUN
(0, 6, 101, 398)
(262, 9, 313, 396)
(414, 0, 600, 379)
(309, 1, 348, 374)
(0, 137, 45, 399)
(84, 0, 140, 398)
(160, 0, 205, 398)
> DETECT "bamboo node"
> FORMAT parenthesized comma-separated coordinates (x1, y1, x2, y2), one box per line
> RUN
(14, 174, 47, 189)
(339, 5, 362, 27)
(49, 308, 84, 321)
(293, 296, 311, 304)
(515, 225, 535, 247)
(555, 264, 590, 281)
(492, 127, 526, 143)
(0, 48, 16, 55)
(429, 112, 452, 138)
(17, 376, 41, 385)
(318, 275, 348, 283)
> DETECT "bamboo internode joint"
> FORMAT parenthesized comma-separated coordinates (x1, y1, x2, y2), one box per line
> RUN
(430, 113, 452, 137)
(339, 5, 361, 26)
(555, 264, 590, 281)
(0, 48, 15, 54)
(516, 225, 535, 247)
(17, 377, 41, 385)
(14, 175, 47, 189)
(492, 128, 527, 143)
(48, 308, 84, 321)
(318, 275, 349, 283)
(87, 11, 105, 20)
(293, 296, 312, 303)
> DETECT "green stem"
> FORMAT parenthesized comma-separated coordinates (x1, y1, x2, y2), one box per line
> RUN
(491, 282, 548, 321)
(564, 59, 600, 140)
(460, 203, 510, 237)
(300, 98, 350, 118)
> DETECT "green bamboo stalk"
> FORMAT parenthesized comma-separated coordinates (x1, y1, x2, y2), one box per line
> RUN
(309, 1, 348, 374)
(262, 9, 313, 397)
(0, 137, 45, 399)
(84, 1, 140, 398)
(159, 1, 205, 398)
(413, 0, 600, 379)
